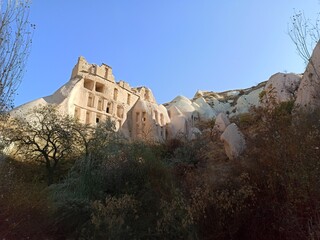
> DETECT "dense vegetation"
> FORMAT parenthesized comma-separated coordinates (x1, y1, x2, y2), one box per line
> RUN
(0, 103, 320, 239)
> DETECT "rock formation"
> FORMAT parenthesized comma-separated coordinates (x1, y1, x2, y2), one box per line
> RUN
(8, 56, 281, 144)
(220, 123, 246, 160)
(11, 57, 169, 141)
(295, 41, 320, 110)
(262, 72, 301, 107)
(214, 113, 230, 132)
(195, 83, 266, 117)
(11, 41, 320, 148)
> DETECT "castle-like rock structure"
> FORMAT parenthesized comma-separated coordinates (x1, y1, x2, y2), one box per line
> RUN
(12, 57, 172, 141)
(14, 41, 320, 143)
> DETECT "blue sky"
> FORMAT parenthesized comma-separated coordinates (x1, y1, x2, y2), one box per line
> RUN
(15, 0, 320, 106)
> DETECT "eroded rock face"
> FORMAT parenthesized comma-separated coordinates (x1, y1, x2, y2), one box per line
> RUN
(11, 57, 170, 142)
(165, 95, 213, 139)
(214, 113, 230, 132)
(195, 83, 266, 118)
(220, 123, 246, 160)
(295, 41, 320, 110)
(167, 106, 188, 137)
(130, 99, 170, 141)
(188, 127, 202, 140)
(192, 97, 215, 120)
(166, 95, 195, 118)
(262, 73, 301, 107)
(16, 48, 320, 143)
(234, 88, 263, 115)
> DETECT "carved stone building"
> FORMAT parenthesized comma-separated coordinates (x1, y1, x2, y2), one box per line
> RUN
(14, 56, 265, 141)
(12, 56, 170, 141)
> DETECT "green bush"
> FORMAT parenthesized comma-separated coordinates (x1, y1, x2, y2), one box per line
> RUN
(50, 139, 195, 239)
(4, 102, 320, 239)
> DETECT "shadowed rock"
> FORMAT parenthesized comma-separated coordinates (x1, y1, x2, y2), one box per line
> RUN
(220, 123, 246, 160)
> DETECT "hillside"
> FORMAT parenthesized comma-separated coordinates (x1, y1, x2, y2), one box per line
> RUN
(2, 42, 320, 240)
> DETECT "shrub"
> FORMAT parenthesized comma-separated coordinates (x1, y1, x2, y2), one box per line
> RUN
(50, 139, 195, 239)
(239, 106, 320, 239)
(0, 158, 53, 239)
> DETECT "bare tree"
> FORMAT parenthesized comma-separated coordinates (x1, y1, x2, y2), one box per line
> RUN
(289, 11, 320, 65)
(289, 10, 320, 110)
(0, 0, 33, 112)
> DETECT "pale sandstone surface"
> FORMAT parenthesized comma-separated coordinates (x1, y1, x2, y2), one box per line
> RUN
(220, 123, 246, 160)
(233, 88, 264, 115)
(295, 41, 320, 110)
(166, 95, 195, 118)
(9, 56, 268, 143)
(214, 113, 230, 132)
(12, 57, 169, 141)
(12, 43, 320, 144)
(192, 97, 215, 120)
(262, 72, 301, 107)
(188, 127, 202, 140)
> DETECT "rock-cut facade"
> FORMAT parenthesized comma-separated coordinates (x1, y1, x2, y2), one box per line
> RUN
(12, 56, 170, 141)
(14, 42, 315, 142)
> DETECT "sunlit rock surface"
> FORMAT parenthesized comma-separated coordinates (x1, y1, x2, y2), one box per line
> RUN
(12, 42, 320, 143)
(220, 123, 246, 160)
(295, 42, 320, 110)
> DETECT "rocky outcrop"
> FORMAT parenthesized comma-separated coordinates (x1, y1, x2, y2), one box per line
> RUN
(214, 113, 230, 132)
(11, 57, 170, 141)
(295, 41, 320, 110)
(220, 123, 246, 160)
(167, 105, 188, 138)
(234, 88, 264, 115)
(195, 83, 266, 118)
(192, 97, 215, 120)
(129, 99, 170, 141)
(262, 73, 301, 107)
(13, 42, 320, 144)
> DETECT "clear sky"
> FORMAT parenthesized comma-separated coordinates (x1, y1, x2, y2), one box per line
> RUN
(14, 0, 320, 106)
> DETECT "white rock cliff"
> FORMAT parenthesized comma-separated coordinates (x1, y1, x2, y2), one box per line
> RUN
(11, 43, 320, 148)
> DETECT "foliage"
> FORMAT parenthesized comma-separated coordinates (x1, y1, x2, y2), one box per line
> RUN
(50, 136, 195, 239)
(0, 0, 34, 112)
(3, 101, 320, 239)
(258, 89, 266, 101)
(158, 135, 208, 166)
(236, 112, 257, 128)
(238, 104, 320, 240)
(3, 105, 87, 185)
(90, 194, 139, 240)
(0, 158, 53, 239)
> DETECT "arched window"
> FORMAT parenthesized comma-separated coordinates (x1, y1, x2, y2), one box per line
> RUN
(113, 88, 118, 101)
(117, 105, 124, 118)
(87, 93, 94, 107)
(106, 102, 113, 114)
(96, 114, 101, 123)
(142, 112, 146, 122)
(85, 111, 91, 124)
(97, 98, 103, 111)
